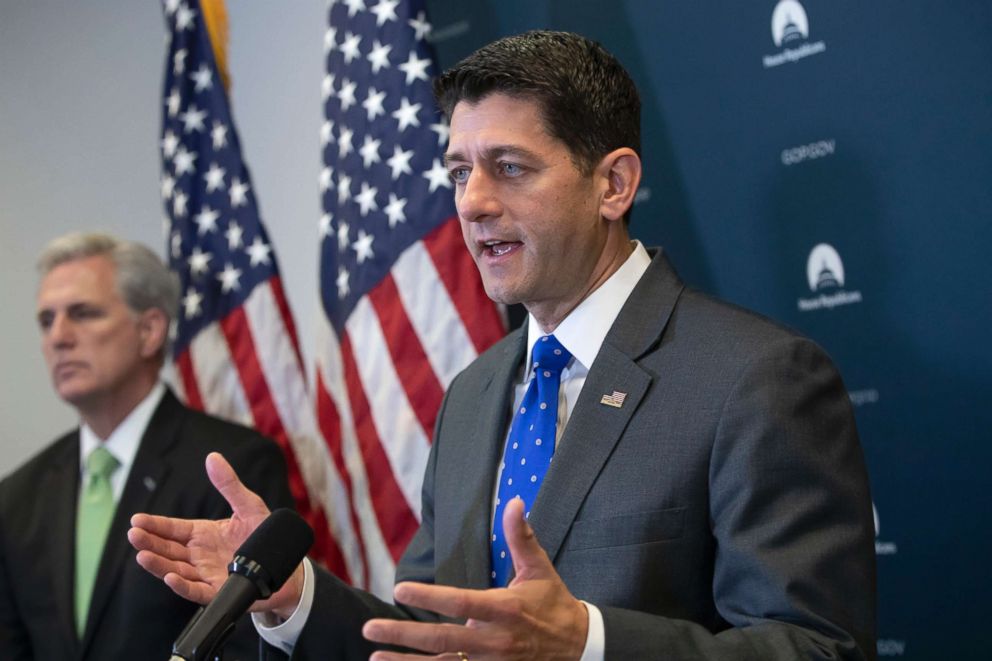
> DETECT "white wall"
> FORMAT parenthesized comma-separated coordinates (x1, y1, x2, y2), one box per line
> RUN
(0, 1, 325, 476)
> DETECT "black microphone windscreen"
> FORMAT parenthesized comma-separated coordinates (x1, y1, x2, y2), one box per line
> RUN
(236, 508, 314, 591)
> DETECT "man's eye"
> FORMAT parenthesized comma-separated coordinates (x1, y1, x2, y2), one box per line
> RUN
(71, 308, 100, 320)
(448, 167, 469, 184)
(500, 162, 523, 176)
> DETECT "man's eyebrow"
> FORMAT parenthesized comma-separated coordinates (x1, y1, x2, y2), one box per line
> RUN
(443, 151, 467, 168)
(443, 145, 542, 168)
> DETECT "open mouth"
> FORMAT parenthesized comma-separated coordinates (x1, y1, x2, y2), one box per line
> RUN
(482, 240, 521, 257)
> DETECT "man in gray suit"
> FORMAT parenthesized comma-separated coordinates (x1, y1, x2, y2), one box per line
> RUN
(130, 31, 876, 660)
(0, 232, 293, 659)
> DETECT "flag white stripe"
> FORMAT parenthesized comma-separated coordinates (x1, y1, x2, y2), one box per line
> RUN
(392, 243, 479, 389)
(243, 284, 322, 464)
(316, 314, 397, 599)
(188, 324, 253, 428)
(346, 297, 431, 516)
(243, 285, 372, 582)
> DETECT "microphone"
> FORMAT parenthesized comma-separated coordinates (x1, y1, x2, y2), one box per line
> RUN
(169, 508, 314, 661)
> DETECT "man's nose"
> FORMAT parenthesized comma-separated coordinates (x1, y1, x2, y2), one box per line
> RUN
(457, 169, 502, 223)
(46, 314, 75, 348)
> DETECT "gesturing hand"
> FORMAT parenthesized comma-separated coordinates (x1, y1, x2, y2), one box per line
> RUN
(127, 452, 305, 618)
(363, 498, 589, 660)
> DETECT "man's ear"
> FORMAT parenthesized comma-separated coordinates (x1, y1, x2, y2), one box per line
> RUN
(137, 308, 169, 359)
(597, 147, 642, 222)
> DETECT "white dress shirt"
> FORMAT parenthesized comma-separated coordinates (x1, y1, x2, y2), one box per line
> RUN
(79, 381, 166, 502)
(256, 243, 653, 659)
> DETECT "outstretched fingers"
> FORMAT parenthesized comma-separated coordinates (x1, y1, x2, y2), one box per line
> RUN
(364, 620, 496, 658)
(129, 512, 196, 548)
(392, 582, 514, 623)
(204, 452, 270, 520)
(128, 518, 193, 559)
(162, 571, 219, 606)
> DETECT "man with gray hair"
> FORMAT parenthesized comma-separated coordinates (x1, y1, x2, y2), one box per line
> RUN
(0, 231, 293, 660)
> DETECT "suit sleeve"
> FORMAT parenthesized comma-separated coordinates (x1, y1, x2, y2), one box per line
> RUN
(600, 337, 877, 660)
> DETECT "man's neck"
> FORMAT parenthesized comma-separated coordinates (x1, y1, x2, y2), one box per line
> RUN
(528, 235, 635, 333)
(78, 377, 158, 440)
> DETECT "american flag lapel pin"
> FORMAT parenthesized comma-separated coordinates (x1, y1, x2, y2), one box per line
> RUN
(600, 390, 627, 408)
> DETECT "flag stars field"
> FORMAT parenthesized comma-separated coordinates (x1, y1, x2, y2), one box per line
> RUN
(160, 2, 334, 584)
(367, 41, 392, 73)
(310, 0, 505, 595)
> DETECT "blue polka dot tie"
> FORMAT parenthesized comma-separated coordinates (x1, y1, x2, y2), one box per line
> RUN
(491, 334, 572, 587)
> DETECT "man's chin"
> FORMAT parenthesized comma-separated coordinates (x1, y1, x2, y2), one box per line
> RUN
(54, 383, 95, 408)
(480, 281, 524, 307)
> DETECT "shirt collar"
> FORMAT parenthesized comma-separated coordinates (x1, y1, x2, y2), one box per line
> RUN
(525, 241, 651, 375)
(79, 381, 166, 477)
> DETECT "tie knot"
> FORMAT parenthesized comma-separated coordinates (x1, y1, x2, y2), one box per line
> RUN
(87, 446, 119, 478)
(532, 335, 571, 374)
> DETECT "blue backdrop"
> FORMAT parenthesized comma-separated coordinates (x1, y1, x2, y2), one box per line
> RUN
(425, 1, 992, 657)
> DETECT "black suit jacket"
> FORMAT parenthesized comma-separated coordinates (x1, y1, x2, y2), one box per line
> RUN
(0, 388, 294, 660)
(273, 250, 877, 660)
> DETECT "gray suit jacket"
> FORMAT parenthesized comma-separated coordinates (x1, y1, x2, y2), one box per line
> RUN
(281, 250, 876, 660)
(0, 388, 294, 660)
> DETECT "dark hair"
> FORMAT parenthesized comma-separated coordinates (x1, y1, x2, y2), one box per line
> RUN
(433, 31, 641, 176)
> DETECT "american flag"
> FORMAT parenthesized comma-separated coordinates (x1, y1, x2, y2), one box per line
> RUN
(599, 391, 628, 409)
(316, 0, 504, 597)
(158, 0, 342, 568)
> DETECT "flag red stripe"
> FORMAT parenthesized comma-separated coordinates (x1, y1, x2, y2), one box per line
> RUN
(309, 506, 351, 585)
(423, 217, 505, 354)
(340, 331, 419, 562)
(368, 274, 445, 441)
(314, 371, 367, 587)
(269, 275, 307, 377)
(176, 348, 205, 411)
(217, 306, 344, 576)
(219, 308, 282, 436)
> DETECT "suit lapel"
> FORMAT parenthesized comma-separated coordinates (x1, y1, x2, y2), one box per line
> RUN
(530, 250, 684, 564)
(457, 330, 526, 590)
(529, 346, 650, 563)
(41, 434, 83, 650)
(81, 391, 182, 649)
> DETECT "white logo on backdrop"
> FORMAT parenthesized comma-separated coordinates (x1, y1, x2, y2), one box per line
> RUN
(873, 504, 905, 655)
(771, 0, 809, 46)
(798, 244, 862, 311)
(873, 503, 898, 556)
(781, 139, 836, 166)
(848, 389, 879, 407)
(807, 243, 844, 291)
(763, 0, 827, 68)
(877, 639, 907, 656)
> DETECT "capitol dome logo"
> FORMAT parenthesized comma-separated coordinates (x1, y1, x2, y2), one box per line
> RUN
(763, 0, 827, 69)
(771, 0, 809, 47)
(797, 243, 862, 312)
(807, 243, 844, 291)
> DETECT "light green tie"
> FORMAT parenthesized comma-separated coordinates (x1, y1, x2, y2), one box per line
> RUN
(75, 445, 119, 635)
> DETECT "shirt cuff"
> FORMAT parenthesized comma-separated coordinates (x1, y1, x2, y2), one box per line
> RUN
(579, 600, 605, 661)
(252, 557, 315, 655)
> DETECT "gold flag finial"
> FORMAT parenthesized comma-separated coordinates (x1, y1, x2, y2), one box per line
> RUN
(200, 0, 231, 91)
